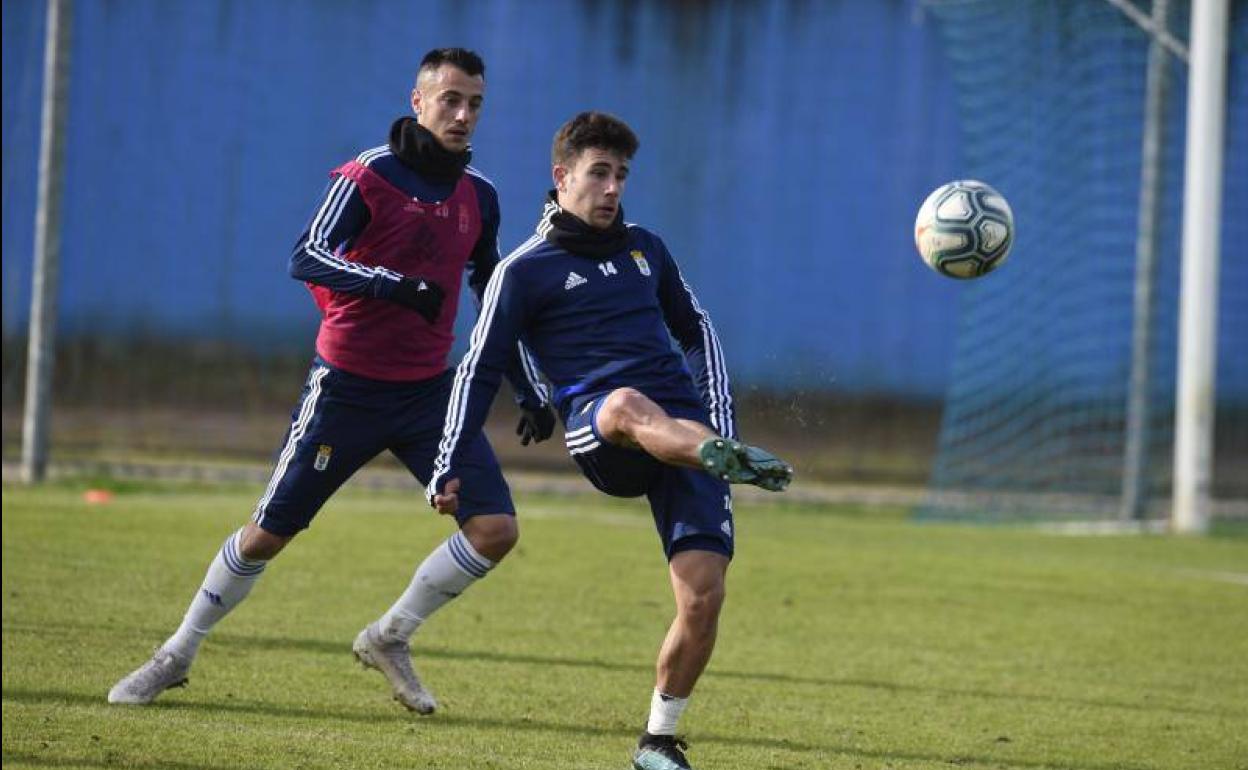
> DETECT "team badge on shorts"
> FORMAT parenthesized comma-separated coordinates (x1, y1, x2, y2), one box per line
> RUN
(631, 250, 651, 276)
(314, 444, 333, 471)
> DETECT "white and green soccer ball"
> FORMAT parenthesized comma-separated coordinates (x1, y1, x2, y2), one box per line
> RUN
(914, 179, 1014, 279)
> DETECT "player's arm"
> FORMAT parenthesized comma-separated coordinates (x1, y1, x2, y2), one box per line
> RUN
(289, 173, 445, 321)
(428, 258, 530, 506)
(654, 238, 738, 440)
(465, 178, 553, 440)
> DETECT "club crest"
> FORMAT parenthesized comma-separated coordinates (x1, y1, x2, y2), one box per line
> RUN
(631, 250, 651, 276)
(314, 444, 333, 471)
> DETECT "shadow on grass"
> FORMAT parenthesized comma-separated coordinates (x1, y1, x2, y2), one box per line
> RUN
(6, 620, 1243, 724)
(0, 753, 259, 770)
(205, 629, 1244, 722)
(2, 686, 1163, 770)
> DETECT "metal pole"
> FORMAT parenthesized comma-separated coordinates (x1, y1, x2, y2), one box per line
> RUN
(21, 0, 72, 484)
(1121, 0, 1172, 522)
(1173, 0, 1229, 534)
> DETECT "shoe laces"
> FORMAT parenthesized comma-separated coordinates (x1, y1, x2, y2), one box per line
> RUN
(643, 734, 689, 762)
(131, 648, 189, 689)
(376, 637, 421, 678)
(149, 646, 185, 669)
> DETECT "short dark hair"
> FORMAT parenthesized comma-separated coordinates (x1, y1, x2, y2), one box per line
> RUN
(418, 48, 485, 80)
(551, 112, 640, 166)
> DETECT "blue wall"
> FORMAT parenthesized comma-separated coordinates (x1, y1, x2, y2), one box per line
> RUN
(3, 0, 963, 398)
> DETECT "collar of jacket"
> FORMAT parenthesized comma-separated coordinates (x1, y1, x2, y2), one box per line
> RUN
(387, 117, 472, 184)
(539, 190, 628, 258)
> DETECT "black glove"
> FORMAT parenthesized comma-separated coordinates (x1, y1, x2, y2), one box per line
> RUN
(391, 277, 445, 323)
(516, 405, 556, 446)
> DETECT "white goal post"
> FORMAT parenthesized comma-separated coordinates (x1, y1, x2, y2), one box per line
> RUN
(1173, 0, 1231, 534)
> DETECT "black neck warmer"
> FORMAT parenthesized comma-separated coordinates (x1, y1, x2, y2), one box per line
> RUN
(388, 117, 472, 184)
(540, 190, 629, 258)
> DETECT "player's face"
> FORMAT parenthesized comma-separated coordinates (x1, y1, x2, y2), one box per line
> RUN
(554, 149, 629, 229)
(411, 64, 485, 153)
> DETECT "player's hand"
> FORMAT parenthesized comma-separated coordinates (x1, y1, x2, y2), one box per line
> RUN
(391, 276, 446, 324)
(432, 478, 460, 516)
(516, 405, 556, 446)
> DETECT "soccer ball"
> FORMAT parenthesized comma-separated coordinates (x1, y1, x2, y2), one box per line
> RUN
(914, 179, 1014, 279)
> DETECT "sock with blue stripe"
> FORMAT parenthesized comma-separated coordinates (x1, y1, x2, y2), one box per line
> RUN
(161, 529, 267, 660)
(377, 530, 494, 643)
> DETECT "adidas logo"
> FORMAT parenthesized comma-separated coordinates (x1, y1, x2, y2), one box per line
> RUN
(564, 272, 588, 290)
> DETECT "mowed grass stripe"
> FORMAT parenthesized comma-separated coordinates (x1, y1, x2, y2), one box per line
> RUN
(3, 481, 1246, 769)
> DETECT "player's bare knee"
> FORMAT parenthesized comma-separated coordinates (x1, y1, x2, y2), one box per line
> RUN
(239, 524, 291, 561)
(678, 582, 726, 628)
(462, 514, 518, 562)
(598, 387, 657, 441)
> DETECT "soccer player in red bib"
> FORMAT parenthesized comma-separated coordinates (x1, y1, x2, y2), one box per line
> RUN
(109, 49, 552, 713)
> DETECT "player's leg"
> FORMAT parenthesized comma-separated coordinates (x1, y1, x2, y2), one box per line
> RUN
(145, 523, 298, 675)
(596, 388, 793, 491)
(109, 363, 379, 705)
(655, 549, 729, 698)
(353, 381, 517, 714)
(595, 387, 715, 467)
(634, 464, 735, 770)
(634, 548, 729, 770)
(564, 393, 661, 498)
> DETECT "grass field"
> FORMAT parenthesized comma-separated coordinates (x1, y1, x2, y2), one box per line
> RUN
(3, 479, 1246, 770)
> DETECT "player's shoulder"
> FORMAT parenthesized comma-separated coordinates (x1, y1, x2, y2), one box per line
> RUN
(327, 144, 391, 181)
(352, 144, 392, 168)
(502, 234, 559, 267)
(464, 164, 498, 194)
(464, 165, 500, 210)
(625, 223, 669, 254)
(331, 144, 397, 185)
(484, 236, 556, 294)
(497, 235, 568, 281)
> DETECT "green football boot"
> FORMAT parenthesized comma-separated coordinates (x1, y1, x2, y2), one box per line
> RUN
(697, 438, 793, 492)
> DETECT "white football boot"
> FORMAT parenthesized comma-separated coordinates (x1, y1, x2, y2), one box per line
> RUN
(352, 623, 437, 714)
(108, 648, 191, 704)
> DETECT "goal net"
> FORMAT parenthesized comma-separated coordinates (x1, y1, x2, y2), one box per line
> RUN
(919, 0, 1248, 523)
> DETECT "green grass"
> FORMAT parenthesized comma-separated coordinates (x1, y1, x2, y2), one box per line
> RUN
(3, 479, 1247, 770)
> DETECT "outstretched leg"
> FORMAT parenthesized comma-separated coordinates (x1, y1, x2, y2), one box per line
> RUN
(596, 387, 716, 468)
(597, 387, 793, 491)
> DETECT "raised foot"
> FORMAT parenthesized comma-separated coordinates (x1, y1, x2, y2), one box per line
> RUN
(696, 438, 793, 492)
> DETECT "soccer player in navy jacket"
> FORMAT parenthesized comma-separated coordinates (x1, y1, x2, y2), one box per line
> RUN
(429, 112, 792, 770)
(109, 49, 553, 713)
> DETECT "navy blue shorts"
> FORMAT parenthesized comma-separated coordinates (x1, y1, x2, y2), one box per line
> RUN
(252, 359, 513, 536)
(564, 392, 733, 560)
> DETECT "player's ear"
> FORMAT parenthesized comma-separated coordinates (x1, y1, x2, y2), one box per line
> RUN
(410, 88, 422, 116)
(553, 164, 568, 193)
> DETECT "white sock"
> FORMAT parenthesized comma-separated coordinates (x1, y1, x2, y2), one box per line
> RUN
(162, 529, 267, 660)
(647, 689, 689, 735)
(377, 531, 494, 643)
